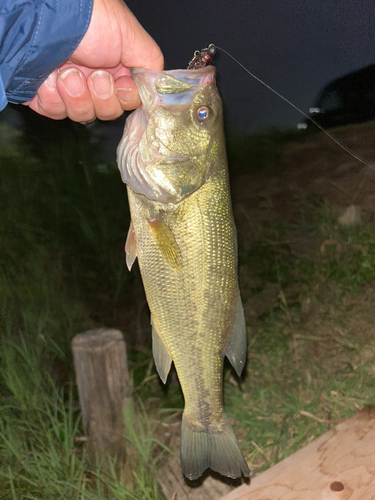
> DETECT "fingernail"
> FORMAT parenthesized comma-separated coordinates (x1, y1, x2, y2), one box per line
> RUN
(59, 68, 84, 97)
(91, 70, 113, 99)
(80, 118, 96, 125)
(115, 87, 134, 104)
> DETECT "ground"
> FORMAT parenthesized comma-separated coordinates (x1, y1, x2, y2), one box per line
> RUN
(2, 118, 374, 499)
(232, 121, 375, 240)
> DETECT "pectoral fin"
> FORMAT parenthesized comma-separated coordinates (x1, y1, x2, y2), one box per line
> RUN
(226, 292, 247, 377)
(152, 321, 172, 384)
(125, 221, 137, 271)
(147, 212, 182, 269)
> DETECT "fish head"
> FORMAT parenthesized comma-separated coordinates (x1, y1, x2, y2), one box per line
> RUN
(117, 66, 223, 204)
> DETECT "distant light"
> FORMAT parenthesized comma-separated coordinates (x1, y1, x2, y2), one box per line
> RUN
(309, 107, 321, 114)
(297, 122, 308, 129)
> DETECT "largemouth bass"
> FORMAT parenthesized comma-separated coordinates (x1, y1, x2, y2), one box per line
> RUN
(117, 65, 249, 480)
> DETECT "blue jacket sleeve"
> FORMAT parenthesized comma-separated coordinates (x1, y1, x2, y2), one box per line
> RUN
(0, 0, 93, 111)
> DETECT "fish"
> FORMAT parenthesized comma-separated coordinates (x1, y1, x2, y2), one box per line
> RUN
(116, 65, 249, 480)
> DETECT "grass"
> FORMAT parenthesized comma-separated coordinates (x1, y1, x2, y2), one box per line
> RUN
(0, 329, 168, 499)
(225, 194, 375, 471)
(0, 122, 167, 498)
(1, 119, 375, 497)
(226, 126, 310, 173)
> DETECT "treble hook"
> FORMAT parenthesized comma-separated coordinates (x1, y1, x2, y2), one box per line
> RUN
(187, 44, 216, 69)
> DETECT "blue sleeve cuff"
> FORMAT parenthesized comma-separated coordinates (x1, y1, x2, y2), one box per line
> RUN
(0, 0, 93, 108)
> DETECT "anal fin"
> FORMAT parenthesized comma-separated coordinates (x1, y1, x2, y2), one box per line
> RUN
(152, 320, 172, 384)
(226, 291, 247, 377)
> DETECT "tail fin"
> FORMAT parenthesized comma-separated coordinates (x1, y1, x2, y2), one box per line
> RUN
(180, 414, 250, 480)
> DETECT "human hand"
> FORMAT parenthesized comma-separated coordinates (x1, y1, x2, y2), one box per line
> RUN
(25, 0, 163, 122)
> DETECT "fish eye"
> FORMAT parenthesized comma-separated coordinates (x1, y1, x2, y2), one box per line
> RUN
(196, 106, 212, 124)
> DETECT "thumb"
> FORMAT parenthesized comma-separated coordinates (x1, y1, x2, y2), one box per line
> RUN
(116, 3, 164, 71)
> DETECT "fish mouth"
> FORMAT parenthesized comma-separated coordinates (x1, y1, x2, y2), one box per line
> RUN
(130, 66, 216, 96)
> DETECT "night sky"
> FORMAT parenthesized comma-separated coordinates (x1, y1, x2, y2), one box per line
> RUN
(1, 0, 375, 161)
(126, 0, 375, 133)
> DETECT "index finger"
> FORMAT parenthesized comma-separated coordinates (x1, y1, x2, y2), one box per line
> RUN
(114, 74, 141, 110)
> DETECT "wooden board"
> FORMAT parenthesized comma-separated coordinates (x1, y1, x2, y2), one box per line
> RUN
(220, 405, 375, 500)
(157, 406, 375, 500)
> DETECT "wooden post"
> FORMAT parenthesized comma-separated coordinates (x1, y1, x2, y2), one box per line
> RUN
(72, 328, 131, 464)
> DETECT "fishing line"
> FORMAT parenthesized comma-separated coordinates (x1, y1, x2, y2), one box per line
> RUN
(213, 44, 375, 173)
